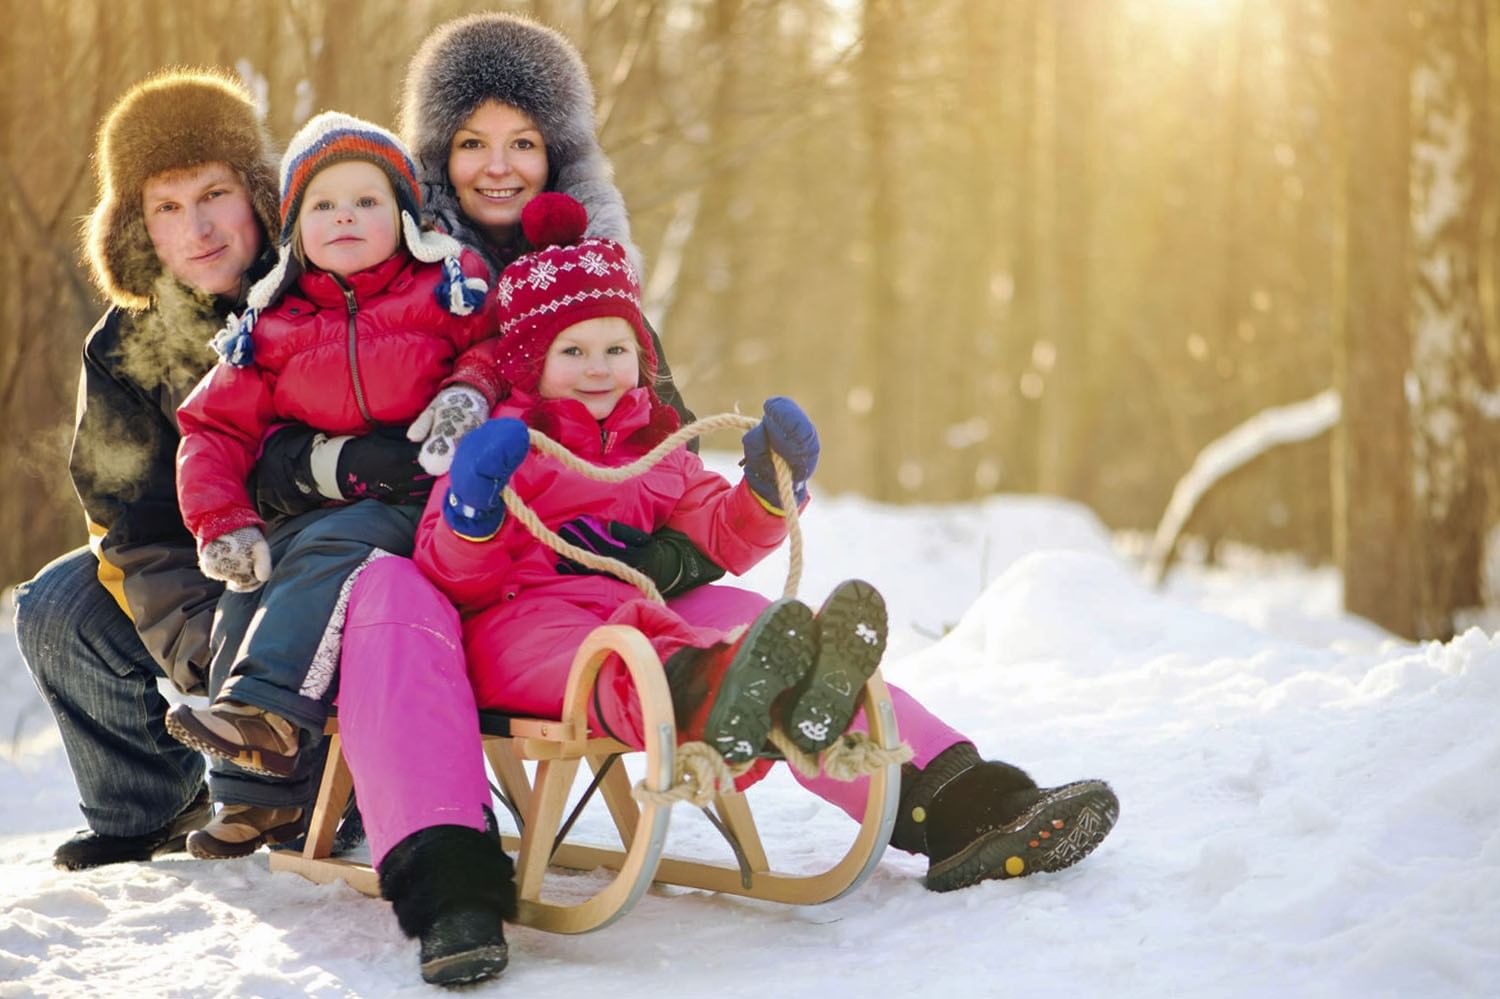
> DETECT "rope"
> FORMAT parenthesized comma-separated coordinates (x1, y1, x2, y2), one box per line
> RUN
(505, 413, 803, 603)
(503, 411, 899, 800)
(630, 742, 750, 809)
(818, 732, 915, 781)
(764, 726, 821, 779)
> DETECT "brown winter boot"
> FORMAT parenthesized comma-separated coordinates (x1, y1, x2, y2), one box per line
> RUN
(165, 700, 300, 777)
(891, 742, 1119, 892)
(776, 579, 888, 754)
(665, 598, 819, 763)
(186, 803, 305, 860)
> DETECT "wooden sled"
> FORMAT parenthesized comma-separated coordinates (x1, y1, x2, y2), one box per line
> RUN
(269, 622, 903, 933)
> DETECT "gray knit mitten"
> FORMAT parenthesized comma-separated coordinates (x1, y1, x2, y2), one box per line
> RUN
(408, 385, 488, 476)
(199, 525, 272, 592)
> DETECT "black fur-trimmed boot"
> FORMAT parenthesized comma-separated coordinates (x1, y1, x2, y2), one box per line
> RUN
(891, 742, 1119, 893)
(377, 824, 517, 987)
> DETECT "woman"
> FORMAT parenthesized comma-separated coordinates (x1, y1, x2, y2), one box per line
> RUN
(331, 11, 1120, 989)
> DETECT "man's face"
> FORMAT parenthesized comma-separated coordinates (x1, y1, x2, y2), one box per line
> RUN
(141, 162, 262, 297)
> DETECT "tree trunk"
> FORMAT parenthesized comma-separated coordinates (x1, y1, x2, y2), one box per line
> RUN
(1409, 0, 1493, 637)
(1035, 0, 1097, 502)
(1331, 0, 1418, 638)
(859, 0, 903, 502)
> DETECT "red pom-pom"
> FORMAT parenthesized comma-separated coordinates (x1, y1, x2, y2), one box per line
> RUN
(522, 192, 588, 249)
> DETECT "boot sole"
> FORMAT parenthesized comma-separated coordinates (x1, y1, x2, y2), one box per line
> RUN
(186, 817, 306, 860)
(783, 580, 887, 754)
(925, 780, 1120, 892)
(422, 943, 509, 986)
(702, 599, 818, 763)
(165, 704, 298, 778)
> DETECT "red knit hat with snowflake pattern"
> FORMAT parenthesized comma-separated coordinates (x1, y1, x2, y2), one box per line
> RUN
(495, 192, 656, 395)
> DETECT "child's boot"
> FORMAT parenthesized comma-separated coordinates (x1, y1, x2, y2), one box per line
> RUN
(186, 803, 305, 860)
(378, 824, 516, 988)
(665, 598, 819, 764)
(165, 700, 300, 777)
(890, 742, 1119, 892)
(776, 579, 888, 754)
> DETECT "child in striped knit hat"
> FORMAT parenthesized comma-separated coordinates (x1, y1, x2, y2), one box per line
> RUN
(165, 112, 505, 849)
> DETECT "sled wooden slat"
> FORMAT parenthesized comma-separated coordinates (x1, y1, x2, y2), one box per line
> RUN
(269, 623, 902, 934)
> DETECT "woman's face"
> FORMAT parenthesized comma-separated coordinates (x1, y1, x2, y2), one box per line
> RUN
(447, 100, 549, 243)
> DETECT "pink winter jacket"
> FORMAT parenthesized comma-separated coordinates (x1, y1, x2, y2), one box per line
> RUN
(414, 387, 791, 619)
(176, 251, 498, 544)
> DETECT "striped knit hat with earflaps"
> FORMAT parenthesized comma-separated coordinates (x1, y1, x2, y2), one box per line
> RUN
(212, 112, 487, 367)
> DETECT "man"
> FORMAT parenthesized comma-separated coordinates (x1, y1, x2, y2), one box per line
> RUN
(13, 69, 421, 869)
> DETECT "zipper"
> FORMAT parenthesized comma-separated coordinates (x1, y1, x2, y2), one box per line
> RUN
(336, 275, 374, 426)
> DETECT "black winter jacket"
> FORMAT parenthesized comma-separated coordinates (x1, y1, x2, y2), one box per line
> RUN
(71, 304, 225, 694)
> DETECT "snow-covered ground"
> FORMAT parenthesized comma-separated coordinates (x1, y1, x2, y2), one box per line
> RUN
(3, 477, 1497, 998)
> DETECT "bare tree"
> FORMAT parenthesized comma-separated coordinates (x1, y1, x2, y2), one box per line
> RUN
(1408, 0, 1494, 636)
(1330, 0, 1418, 638)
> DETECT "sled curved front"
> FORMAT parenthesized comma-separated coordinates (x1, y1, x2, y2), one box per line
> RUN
(496, 624, 676, 933)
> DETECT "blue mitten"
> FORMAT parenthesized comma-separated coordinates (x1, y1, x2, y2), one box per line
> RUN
(741, 397, 820, 509)
(443, 418, 531, 540)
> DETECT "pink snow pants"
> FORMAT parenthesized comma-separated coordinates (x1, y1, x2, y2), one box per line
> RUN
(337, 558, 965, 867)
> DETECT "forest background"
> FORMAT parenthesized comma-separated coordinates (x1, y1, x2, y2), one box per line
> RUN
(1, 0, 1496, 642)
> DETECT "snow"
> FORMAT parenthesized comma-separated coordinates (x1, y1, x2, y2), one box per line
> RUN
(4, 470, 1498, 998)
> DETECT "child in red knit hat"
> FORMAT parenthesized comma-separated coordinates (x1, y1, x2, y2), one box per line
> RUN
(415, 191, 887, 767)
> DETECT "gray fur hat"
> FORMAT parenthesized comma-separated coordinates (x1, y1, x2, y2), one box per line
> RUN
(397, 11, 640, 273)
(85, 68, 280, 310)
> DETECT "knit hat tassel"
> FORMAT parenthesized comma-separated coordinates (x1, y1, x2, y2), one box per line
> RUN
(401, 210, 486, 316)
(209, 241, 295, 366)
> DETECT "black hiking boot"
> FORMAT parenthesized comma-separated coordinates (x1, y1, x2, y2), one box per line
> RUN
(53, 785, 213, 871)
(777, 579, 888, 753)
(379, 824, 516, 988)
(891, 742, 1119, 892)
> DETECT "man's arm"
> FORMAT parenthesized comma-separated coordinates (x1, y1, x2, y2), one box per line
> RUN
(69, 311, 222, 695)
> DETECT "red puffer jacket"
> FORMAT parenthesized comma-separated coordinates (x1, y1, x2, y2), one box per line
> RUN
(414, 387, 790, 617)
(177, 250, 497, 543)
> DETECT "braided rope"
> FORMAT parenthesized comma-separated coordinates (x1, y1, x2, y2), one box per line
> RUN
(502, 411, 896, 802)
(504, 412, 802, 604)
(819, 732, 915, 780)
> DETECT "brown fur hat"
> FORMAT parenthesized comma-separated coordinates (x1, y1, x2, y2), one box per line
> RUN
(84, 68, 279, 310)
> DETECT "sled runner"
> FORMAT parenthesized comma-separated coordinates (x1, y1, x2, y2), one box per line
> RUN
(269, 413, 907, 932)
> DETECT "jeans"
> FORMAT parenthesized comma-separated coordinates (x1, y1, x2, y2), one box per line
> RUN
(13, 547, 205, 837)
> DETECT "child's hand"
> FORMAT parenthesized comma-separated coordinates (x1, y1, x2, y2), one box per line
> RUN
(408, 384, 489, 476)
(554, 517, 727, 597)
(741, 397, 820, 509)
(199, 526, 271, 592)
(442, 418, 532, 540)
